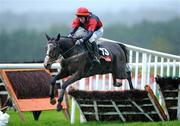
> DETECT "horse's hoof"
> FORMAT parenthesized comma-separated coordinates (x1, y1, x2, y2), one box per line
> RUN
(113, 82, 122, 87)
(56, 103, 62, 112)
(50, 98, 56, 105)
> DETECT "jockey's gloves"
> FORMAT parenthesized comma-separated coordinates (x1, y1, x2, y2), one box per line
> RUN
(67, 34, 73, 38)
(75, 39, 83, 45)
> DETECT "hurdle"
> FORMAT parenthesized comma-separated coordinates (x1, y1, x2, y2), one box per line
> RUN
(69, 85, 167, 122)
(156, 76, 180, 120)
(0, 68, 69, 121)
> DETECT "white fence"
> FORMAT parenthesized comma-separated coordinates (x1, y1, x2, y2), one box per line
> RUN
(100, 38, 180, 93)
(0, 38, 180, 123)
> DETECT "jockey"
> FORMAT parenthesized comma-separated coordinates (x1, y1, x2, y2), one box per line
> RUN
(68, 7, 103, 64)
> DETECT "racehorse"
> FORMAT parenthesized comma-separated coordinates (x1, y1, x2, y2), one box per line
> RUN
(44, 33, 134, 111)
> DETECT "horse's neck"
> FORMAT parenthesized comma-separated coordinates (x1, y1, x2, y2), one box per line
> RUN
(62, 44, 86, 59)
(59, 37, 80, 58)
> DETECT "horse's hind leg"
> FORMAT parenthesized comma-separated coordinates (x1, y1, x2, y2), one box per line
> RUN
(127, 71, 134, 90)
(112, 73, 123, 87)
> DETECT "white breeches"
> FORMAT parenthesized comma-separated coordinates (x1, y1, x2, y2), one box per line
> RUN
(73, 27, 103, 43)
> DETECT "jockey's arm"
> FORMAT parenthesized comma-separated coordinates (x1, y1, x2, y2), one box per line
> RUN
(82, 30, 93, 42)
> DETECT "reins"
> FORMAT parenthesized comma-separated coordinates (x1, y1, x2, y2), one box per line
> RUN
(58, 44, 77, 59)
(58, 36, 85, 59)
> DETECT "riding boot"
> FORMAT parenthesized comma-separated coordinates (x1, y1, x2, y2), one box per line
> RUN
(92, 41, 101, 64)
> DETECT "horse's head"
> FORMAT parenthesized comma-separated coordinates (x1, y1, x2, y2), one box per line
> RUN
(44, 33, 61, 69)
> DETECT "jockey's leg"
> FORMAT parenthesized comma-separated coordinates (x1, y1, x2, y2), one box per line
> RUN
(91, 41, 100, 64)
(89, 28, 103, 64)
(84, 41, 100, 64)
(83, 41, 93, 58)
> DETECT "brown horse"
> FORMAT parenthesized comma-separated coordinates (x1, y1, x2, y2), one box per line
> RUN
(44, 33, 134, 111)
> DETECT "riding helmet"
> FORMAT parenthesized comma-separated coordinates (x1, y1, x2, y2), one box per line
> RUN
(76, 7, 89, 17)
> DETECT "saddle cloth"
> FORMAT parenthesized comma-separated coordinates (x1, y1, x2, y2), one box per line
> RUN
(98, 47, 112, 62)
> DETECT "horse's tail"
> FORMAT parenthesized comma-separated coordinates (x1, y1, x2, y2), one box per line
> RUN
(118, 43, 129, 63)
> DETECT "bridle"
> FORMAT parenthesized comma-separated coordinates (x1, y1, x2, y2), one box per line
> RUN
(46, 43, 61, 62)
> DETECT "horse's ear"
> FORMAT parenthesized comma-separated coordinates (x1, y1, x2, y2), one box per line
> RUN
(56, 33, 60, 41)
(45, 33, 51, 41)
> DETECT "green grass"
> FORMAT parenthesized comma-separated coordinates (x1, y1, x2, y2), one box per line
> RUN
(6, 110, 180, 126)
(7, 110, 71, 126)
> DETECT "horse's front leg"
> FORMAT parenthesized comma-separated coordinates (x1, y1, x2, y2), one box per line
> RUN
(49, 68, 69, 105)
(49, 77, 57, 105)
(57, 72, 81, 111)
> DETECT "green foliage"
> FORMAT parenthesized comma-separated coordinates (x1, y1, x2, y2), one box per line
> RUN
(150, 36, 174, 53)
(0, 25, 68, 63)
(0, 18, 180, 63)
(104, 18, 180, 55)
(0, 29, 44, 62)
